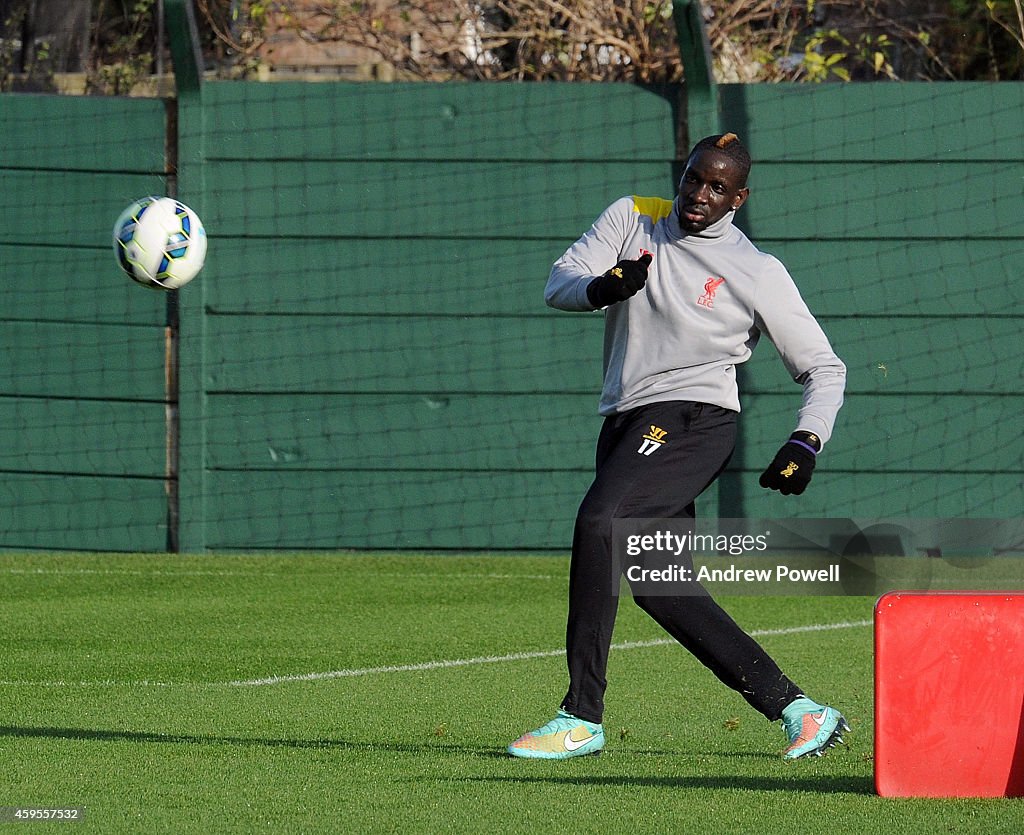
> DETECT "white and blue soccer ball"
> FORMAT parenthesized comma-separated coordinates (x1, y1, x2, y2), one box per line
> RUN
(113, 196, 207, 290)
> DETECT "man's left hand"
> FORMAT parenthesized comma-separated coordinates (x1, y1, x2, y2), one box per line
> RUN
(758, 431, 821, 495)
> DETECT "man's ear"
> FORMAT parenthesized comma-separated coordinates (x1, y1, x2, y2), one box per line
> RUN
(733, 188, 750, 211)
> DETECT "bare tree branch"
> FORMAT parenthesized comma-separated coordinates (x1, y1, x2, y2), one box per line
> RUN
(190, 1, 1024, 83)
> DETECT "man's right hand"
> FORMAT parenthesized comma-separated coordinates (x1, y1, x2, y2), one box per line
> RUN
(586, 253, 652, 308)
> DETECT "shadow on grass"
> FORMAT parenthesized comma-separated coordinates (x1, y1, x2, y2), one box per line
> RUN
(1, 726, 873, 794)
(0, 725, 504, 758)
(457, 773, 874, 795)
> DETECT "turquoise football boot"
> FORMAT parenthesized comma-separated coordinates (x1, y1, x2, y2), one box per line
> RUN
(781, 696, 850, 759)
(508, 709, 605, 759)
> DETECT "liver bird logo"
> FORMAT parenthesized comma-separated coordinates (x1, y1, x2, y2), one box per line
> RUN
(697, 277, 726, 308)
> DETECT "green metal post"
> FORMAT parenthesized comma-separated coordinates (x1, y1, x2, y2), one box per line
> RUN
(672, 0, 720, 148)
(674, 1, 743, 520)
(164, 0, 207, 551)
(164, 0, 203, 95)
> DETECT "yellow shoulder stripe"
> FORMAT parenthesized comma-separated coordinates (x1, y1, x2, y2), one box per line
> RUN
(631, 196, 674, 223)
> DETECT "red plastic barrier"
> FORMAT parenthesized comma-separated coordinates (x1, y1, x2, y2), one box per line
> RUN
(875, 591, 1024, 797)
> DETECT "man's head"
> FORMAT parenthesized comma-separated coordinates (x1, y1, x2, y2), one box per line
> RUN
(677, 133, 751, 234)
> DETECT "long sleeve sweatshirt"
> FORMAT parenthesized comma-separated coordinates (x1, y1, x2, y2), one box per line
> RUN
(545, 195, 846, 445)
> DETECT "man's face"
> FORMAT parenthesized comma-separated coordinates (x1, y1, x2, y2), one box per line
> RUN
(676, 150, 749, 234)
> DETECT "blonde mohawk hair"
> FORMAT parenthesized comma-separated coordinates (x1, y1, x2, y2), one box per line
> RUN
(689, 132, 751, 185)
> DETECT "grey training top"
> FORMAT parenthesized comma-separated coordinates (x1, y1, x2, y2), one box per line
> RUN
(545, 195, 847, 445)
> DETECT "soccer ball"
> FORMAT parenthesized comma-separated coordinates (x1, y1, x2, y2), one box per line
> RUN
(112, 196, 207, 290)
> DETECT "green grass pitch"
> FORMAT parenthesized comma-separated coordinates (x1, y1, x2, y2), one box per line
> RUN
(1, 552, 1020, 833)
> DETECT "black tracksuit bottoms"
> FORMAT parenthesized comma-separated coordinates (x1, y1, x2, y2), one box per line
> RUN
(560, 400, 804, 725)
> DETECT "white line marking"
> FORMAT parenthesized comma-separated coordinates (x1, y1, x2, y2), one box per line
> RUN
(0, 679, 178, 688)
(0, 568, 276, 578)
(369, 573, 559, 581)
(227, 619, 873, 687)
(0, 619, 871, 689)
(0, 569, 548, 580)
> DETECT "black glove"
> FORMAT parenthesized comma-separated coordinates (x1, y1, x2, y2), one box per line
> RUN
(586, 254, 652, 308)
(758, 431, 821, 496)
